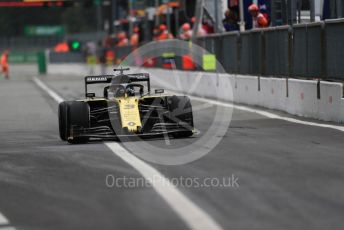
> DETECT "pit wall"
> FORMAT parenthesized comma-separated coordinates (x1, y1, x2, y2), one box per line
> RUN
(47, 64, 344, 123)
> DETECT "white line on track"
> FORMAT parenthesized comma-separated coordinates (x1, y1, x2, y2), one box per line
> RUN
(0, 214, 9, 226)
(187, 95, 344, 132)
(0, 213, 15, 230)
(33, 77, 64, 103)
(33, 76, 223, 230)
(163, 88, 344, 132)
(0, 184, 14, 228)
(105, 142, 223, 230)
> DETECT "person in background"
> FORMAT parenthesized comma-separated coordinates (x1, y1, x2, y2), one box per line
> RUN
(223, 8, 239, 31)
(1, 50, 9, 79)
(116, 31, 129, 47)
(156, 24, 174, 41)
(84, 41, 97, 75)
(97, 40, 107, 75)
(202, 18, 214, 34)
(179, 23, 192, 40)
(258, 3, 270, 25)
(153, 25, 160, 41)
(248, 3, 269, 28)
(130, 26, 140, 46)
(191, 16, 207, 36)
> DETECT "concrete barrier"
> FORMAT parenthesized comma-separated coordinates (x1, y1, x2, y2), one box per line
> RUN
(259, 78, 287, 110)
(47, 64, 344, 123)
(287, 79, 319, 118)
(320, 81, 343, 122)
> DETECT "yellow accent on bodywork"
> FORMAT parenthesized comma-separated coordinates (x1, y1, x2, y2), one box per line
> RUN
(117, 97, 142, 132)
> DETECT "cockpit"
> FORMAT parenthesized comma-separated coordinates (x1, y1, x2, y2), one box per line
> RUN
(103, 83, 145, 98)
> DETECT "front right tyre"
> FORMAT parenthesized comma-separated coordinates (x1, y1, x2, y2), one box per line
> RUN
(58, 101, 90, 144)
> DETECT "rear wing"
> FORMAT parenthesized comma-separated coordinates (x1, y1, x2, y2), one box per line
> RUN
(84, 73, 150, 97)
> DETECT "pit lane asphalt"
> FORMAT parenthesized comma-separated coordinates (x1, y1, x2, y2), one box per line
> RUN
(1, 67, 344, 230)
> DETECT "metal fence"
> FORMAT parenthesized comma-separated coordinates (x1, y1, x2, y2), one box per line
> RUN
(325, 19, 344, 79)
(47, 19, 344, 81)
(192, 19, 344, 80)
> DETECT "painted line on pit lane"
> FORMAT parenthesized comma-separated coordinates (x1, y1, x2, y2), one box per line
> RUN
(33, 76, 224, 230)
(162, 87, 344, 132)
(33, 77, 64, 103)
(188, 95, 344, 132)
(0, 213, 15, 230)
(105, 142, 223, 230)
(0, 214, 8, 226)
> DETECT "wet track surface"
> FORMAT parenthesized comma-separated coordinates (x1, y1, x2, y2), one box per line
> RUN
(1, 67, 344, 230)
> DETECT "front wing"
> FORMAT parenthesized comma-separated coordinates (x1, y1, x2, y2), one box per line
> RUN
(69, 122, 194, 140)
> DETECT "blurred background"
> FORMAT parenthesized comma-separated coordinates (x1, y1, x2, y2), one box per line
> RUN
(0, 0, 343, 79)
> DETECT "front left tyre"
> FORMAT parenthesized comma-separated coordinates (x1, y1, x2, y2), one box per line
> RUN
(166, 95, 194, 138)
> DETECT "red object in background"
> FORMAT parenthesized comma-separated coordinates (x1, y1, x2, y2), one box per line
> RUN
(229, 0, 239, 7)
(256, 13, 269, 28)
(0, 1, 66, 7)
(116, 32, 129, 47)
(156, 31, 174, 41)
(143, 58, 157, 68)
(182, 55, 195, 70)
(106, 50, 114, 61)
(130, 27, 140, 46)
(248, 3, 259, 12)
(54, 42, 69, 53)
(162, 60, 173, 69)
(1, 51, 9, 77)
(0, 2, 43, 7)
(202, 23, 214, 34)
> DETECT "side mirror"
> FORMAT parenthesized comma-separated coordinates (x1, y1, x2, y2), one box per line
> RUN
(86, 93, 95, 98)
(155, 89, 164, 94)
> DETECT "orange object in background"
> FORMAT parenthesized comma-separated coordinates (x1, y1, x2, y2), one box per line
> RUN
(156, 24, 174, 41)
(182, 55, 196, 70)
(157, 31, 174, 40)
(1, 50, 9, 78)
(130, 26, 140, 46)
(256, 13, 269, 28)
(156, 1, 180, 15)
(130, 33, 139, 46)
(117, 32, 129, 47)
(54, 42, 69, 52)
(105, 50, 115, 65)
(248, 3, 269, 28)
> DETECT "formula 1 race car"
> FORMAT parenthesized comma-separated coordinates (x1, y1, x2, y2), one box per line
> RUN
(58, 68, 194, 143)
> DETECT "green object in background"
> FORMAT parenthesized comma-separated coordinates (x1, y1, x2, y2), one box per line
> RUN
(37, 52, 46, 75)
(24, 26, 65, 36)
(202, 54, 216, 71)
(93, 0, 101, 6)
(71, 41, 81, 50)
(162, 52, 175, 58)
(68, 40, 82, 52)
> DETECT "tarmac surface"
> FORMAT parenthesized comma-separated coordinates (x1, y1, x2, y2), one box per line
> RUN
(0, 65, 344, 230)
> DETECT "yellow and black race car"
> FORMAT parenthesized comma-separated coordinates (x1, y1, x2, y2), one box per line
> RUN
(58, 68, 194, 143)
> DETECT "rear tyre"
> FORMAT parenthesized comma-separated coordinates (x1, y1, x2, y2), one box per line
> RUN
(59, 101, 90, 144)
(166, 96, 194, 138)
